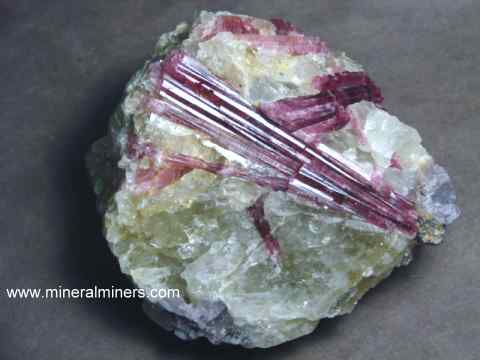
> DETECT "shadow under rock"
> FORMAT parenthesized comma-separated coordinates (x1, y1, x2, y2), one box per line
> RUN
(53, 65, 173, 351)
(143, 315, 343, 360)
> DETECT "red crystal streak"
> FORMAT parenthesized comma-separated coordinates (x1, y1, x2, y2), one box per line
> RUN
(247, 195, 281, 256)
(126, 133, 192, 191)
(390, 153, 403, 170)
(202, 15, 260, 40)
(270, 18, 301, 35)
(127, 132, 156, 160)
(162, 153, 289, 191)
(136, 166, 191, 191)
(313, 72, 384, 105)
(292, 107, 352, 146)
(259, 72, 383, 144)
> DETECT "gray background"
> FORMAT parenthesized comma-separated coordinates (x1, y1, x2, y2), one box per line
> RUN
(1, 1, 478, 359)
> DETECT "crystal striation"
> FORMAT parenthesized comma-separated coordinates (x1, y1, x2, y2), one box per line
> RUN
(87, 11, 460, 348)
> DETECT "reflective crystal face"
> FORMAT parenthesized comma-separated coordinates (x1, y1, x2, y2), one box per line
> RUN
(87, 11, 459, 348)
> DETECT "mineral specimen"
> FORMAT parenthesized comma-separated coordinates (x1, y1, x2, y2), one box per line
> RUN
(87, 11, 460, 348)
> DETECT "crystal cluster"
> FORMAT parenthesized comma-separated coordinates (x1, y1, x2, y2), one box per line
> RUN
(87, 11, 459, 348)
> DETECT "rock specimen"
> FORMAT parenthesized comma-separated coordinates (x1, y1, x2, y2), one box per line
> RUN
(87, 11, 460, 348)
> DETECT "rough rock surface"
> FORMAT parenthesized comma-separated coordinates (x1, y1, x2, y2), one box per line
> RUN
(87, 11, 460, 348)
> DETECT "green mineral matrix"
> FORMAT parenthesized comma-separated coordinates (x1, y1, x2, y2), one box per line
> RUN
(87, 11, 459, 348)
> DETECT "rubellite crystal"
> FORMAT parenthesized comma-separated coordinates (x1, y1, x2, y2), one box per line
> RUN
(87, 11, 460, 348)
(149, 50, 417, 236)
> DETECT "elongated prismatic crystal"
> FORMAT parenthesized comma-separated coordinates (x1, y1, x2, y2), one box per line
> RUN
(149, 50, 418, 236)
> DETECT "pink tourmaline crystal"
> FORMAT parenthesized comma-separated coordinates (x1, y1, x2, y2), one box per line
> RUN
(148, 50, 418, 236)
